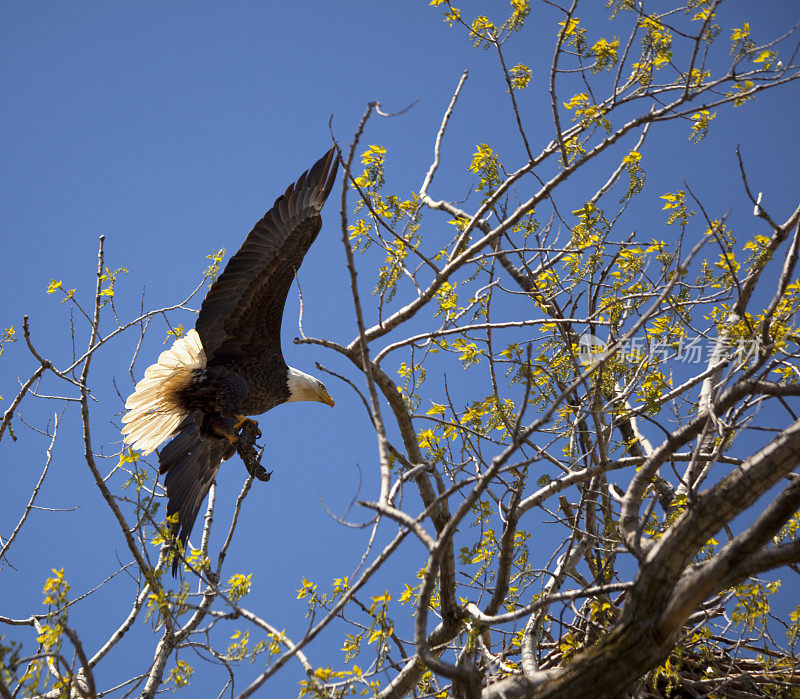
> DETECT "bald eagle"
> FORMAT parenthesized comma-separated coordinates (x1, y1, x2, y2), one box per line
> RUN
(121, 148, 338, 573)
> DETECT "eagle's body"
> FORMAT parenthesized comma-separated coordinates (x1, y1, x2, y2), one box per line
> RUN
(121, 148, 338, 572)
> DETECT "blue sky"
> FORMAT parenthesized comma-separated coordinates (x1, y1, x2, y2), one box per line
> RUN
(2, 1, 800, 695)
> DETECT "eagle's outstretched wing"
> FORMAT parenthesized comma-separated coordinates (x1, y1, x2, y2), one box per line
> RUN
(195, 147, 339, 363)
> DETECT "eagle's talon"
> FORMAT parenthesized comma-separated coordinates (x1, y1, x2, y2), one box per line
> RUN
(235, 416, 262, 440)
(207, 417, 240, 446)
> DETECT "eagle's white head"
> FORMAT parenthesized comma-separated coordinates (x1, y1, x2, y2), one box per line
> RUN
(286, 366, 335, 407)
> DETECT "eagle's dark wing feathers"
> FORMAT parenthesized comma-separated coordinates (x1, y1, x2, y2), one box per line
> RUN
(196, 148, 339, 362)
(158, 413, 235, 575)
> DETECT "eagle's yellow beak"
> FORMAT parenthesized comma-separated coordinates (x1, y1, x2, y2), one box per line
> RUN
(318, 386, 335, 407)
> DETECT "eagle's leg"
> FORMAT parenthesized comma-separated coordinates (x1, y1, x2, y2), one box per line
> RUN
(200, 413, 239, 446)
(234, 415, 262, 439)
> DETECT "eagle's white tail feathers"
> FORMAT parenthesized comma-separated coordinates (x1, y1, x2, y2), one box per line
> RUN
(122, 329, 206, 455)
